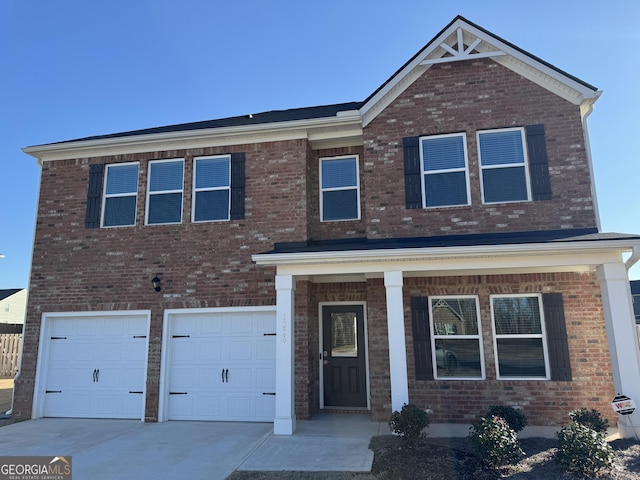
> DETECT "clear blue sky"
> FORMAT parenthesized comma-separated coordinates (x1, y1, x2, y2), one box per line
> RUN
(1, 1, 639, 288)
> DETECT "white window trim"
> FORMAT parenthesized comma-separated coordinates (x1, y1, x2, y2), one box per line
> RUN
(429, 295, 485, 380)
(145, 158, 184, 225)
(191, 155, 231, 223)
(477, 127, 532, 205)
(319, 155, 361, 222)
(490, 293, 551, 381)
(419, 132, 471, 209)
(101, 162, 139, 228)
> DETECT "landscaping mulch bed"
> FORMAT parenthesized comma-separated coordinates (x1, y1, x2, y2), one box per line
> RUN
(227, 434, 640, 480)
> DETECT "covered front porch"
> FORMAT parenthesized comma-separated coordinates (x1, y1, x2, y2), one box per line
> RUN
(253, 231, 640, 438)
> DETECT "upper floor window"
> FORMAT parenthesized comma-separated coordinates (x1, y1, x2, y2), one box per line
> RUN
(102, 162, 139, 227)
(320, 156, 360, 221)
(420, 133, 470, 208)
(491, 294, 550, 380)
(146, 159, 184, 225)
(429, 296, 484, 380)
(478, 128, 531, 204)
(193, 155, 231, 222)
(633, 293, 640, 324)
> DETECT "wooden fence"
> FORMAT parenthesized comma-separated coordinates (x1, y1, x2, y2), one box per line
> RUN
(0, 334, 22, 377)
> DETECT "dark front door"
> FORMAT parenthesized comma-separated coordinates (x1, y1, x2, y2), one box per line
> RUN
(322, 305, 367, 408)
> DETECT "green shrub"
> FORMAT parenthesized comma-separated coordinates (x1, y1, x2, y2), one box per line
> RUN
(555, 422, 614, 478)
(568, 408, 610, 433)
(487, 405, 528, 433)
(388, 403, 430, 442)
(469, 415, 524, 468)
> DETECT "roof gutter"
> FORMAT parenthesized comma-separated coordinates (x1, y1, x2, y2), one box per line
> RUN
(626, 246, 640, 272)
(22, 112, 363, 165)
(253, 238, 640, 267)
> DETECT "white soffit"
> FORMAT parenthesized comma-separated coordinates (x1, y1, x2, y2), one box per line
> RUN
(361, 18, 600, 127)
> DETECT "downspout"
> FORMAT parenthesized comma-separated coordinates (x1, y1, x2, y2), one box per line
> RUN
(581, 94, 603, 232)
(626, 246, 640, 272)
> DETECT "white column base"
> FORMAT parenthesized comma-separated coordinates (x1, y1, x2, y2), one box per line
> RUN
(274, 416, 297, 436)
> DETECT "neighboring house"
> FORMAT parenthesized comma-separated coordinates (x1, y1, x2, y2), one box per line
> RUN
(0, 289, 27, 330)
(15, 16, 640, 438)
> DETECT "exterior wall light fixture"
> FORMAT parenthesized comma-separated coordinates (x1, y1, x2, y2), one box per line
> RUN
(152, 275, 161, 292)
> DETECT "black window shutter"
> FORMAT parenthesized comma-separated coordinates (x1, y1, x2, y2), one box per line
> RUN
(543, 292, 572, 381)
(403, 136, 422, 209)
(230, 152, 245, 220)
(411, 296, 433, 380)
(525, 124, 552, 201)
(85, 163, 105, 228)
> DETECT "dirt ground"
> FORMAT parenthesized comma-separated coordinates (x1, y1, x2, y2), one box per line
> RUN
(228, 434, 640, 480)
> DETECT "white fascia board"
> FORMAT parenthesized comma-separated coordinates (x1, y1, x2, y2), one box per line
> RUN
(23, 113, 363, 164)
(253, 239, 640, 277)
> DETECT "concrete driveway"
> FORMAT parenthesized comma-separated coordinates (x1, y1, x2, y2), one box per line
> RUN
(0, 418, 272, 480)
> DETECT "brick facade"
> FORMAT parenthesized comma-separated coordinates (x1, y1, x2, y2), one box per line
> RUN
(15, 19, 621, 430)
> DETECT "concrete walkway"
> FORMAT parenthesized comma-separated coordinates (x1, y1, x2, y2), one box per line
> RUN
(0, 415, 387, 479)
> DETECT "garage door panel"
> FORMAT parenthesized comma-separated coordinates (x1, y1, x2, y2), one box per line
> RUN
(227, 341, 252, 361)
(42, 314, 148, 419)
(256, 340, 276, 360)
(196, 340, 224, 362)
(255, 368, 276, 389)
(166, 310, 276, 422)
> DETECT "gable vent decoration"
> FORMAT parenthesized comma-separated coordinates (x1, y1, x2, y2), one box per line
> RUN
(420, 27, 505, 66)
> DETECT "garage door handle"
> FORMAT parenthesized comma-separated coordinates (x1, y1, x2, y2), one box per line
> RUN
(262, 392, 276, 396)
(225, 369, 229, 383)
(46, 390, 62, 394)
(92, 369, 97, 382)
(169, 392, 188, 395)
(129, 391, 143, 394)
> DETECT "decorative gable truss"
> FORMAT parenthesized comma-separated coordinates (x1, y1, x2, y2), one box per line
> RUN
(419, 26, 505, 65)
(361, 16, 601, 127)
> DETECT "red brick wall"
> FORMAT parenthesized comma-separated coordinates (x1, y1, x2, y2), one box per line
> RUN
(363, 59, 598, 238)
(14, 139, 310, 420)
(403, 272, 616, 426)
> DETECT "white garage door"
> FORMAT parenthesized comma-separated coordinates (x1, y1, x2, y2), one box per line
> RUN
(41, 314, 148, 419)
(164, 309, 276, 422)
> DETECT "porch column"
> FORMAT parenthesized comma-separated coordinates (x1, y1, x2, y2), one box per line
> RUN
(274, 274, 296, 435)
(384, 270, 409, 412)
(596, 263, 640, 439)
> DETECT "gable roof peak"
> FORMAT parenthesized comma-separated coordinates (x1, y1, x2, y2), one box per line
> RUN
(361, 15, 600, 127)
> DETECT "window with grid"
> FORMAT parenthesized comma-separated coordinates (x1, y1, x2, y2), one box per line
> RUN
(193, 156, 231, 222)
(320, 156, 360, 221)
(491, 295, 550, 379)
(420, 133, 470, 208)
(478, 128, 531, 204)
(102, 163, 139, 227)
(429, 296, 484, 379)
(146, 159, 184, 225)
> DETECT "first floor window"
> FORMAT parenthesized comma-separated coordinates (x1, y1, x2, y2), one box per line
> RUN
(147, 159, 184, 225)
(429, 296, 484, 379)
(193, 155, 231, 222)
(102, 162, 139, 227)
(478, 128, 531, 204)
(320, 156, 360, 221)
(421, 133, 470, 208)
(491, 294, 550, 379)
